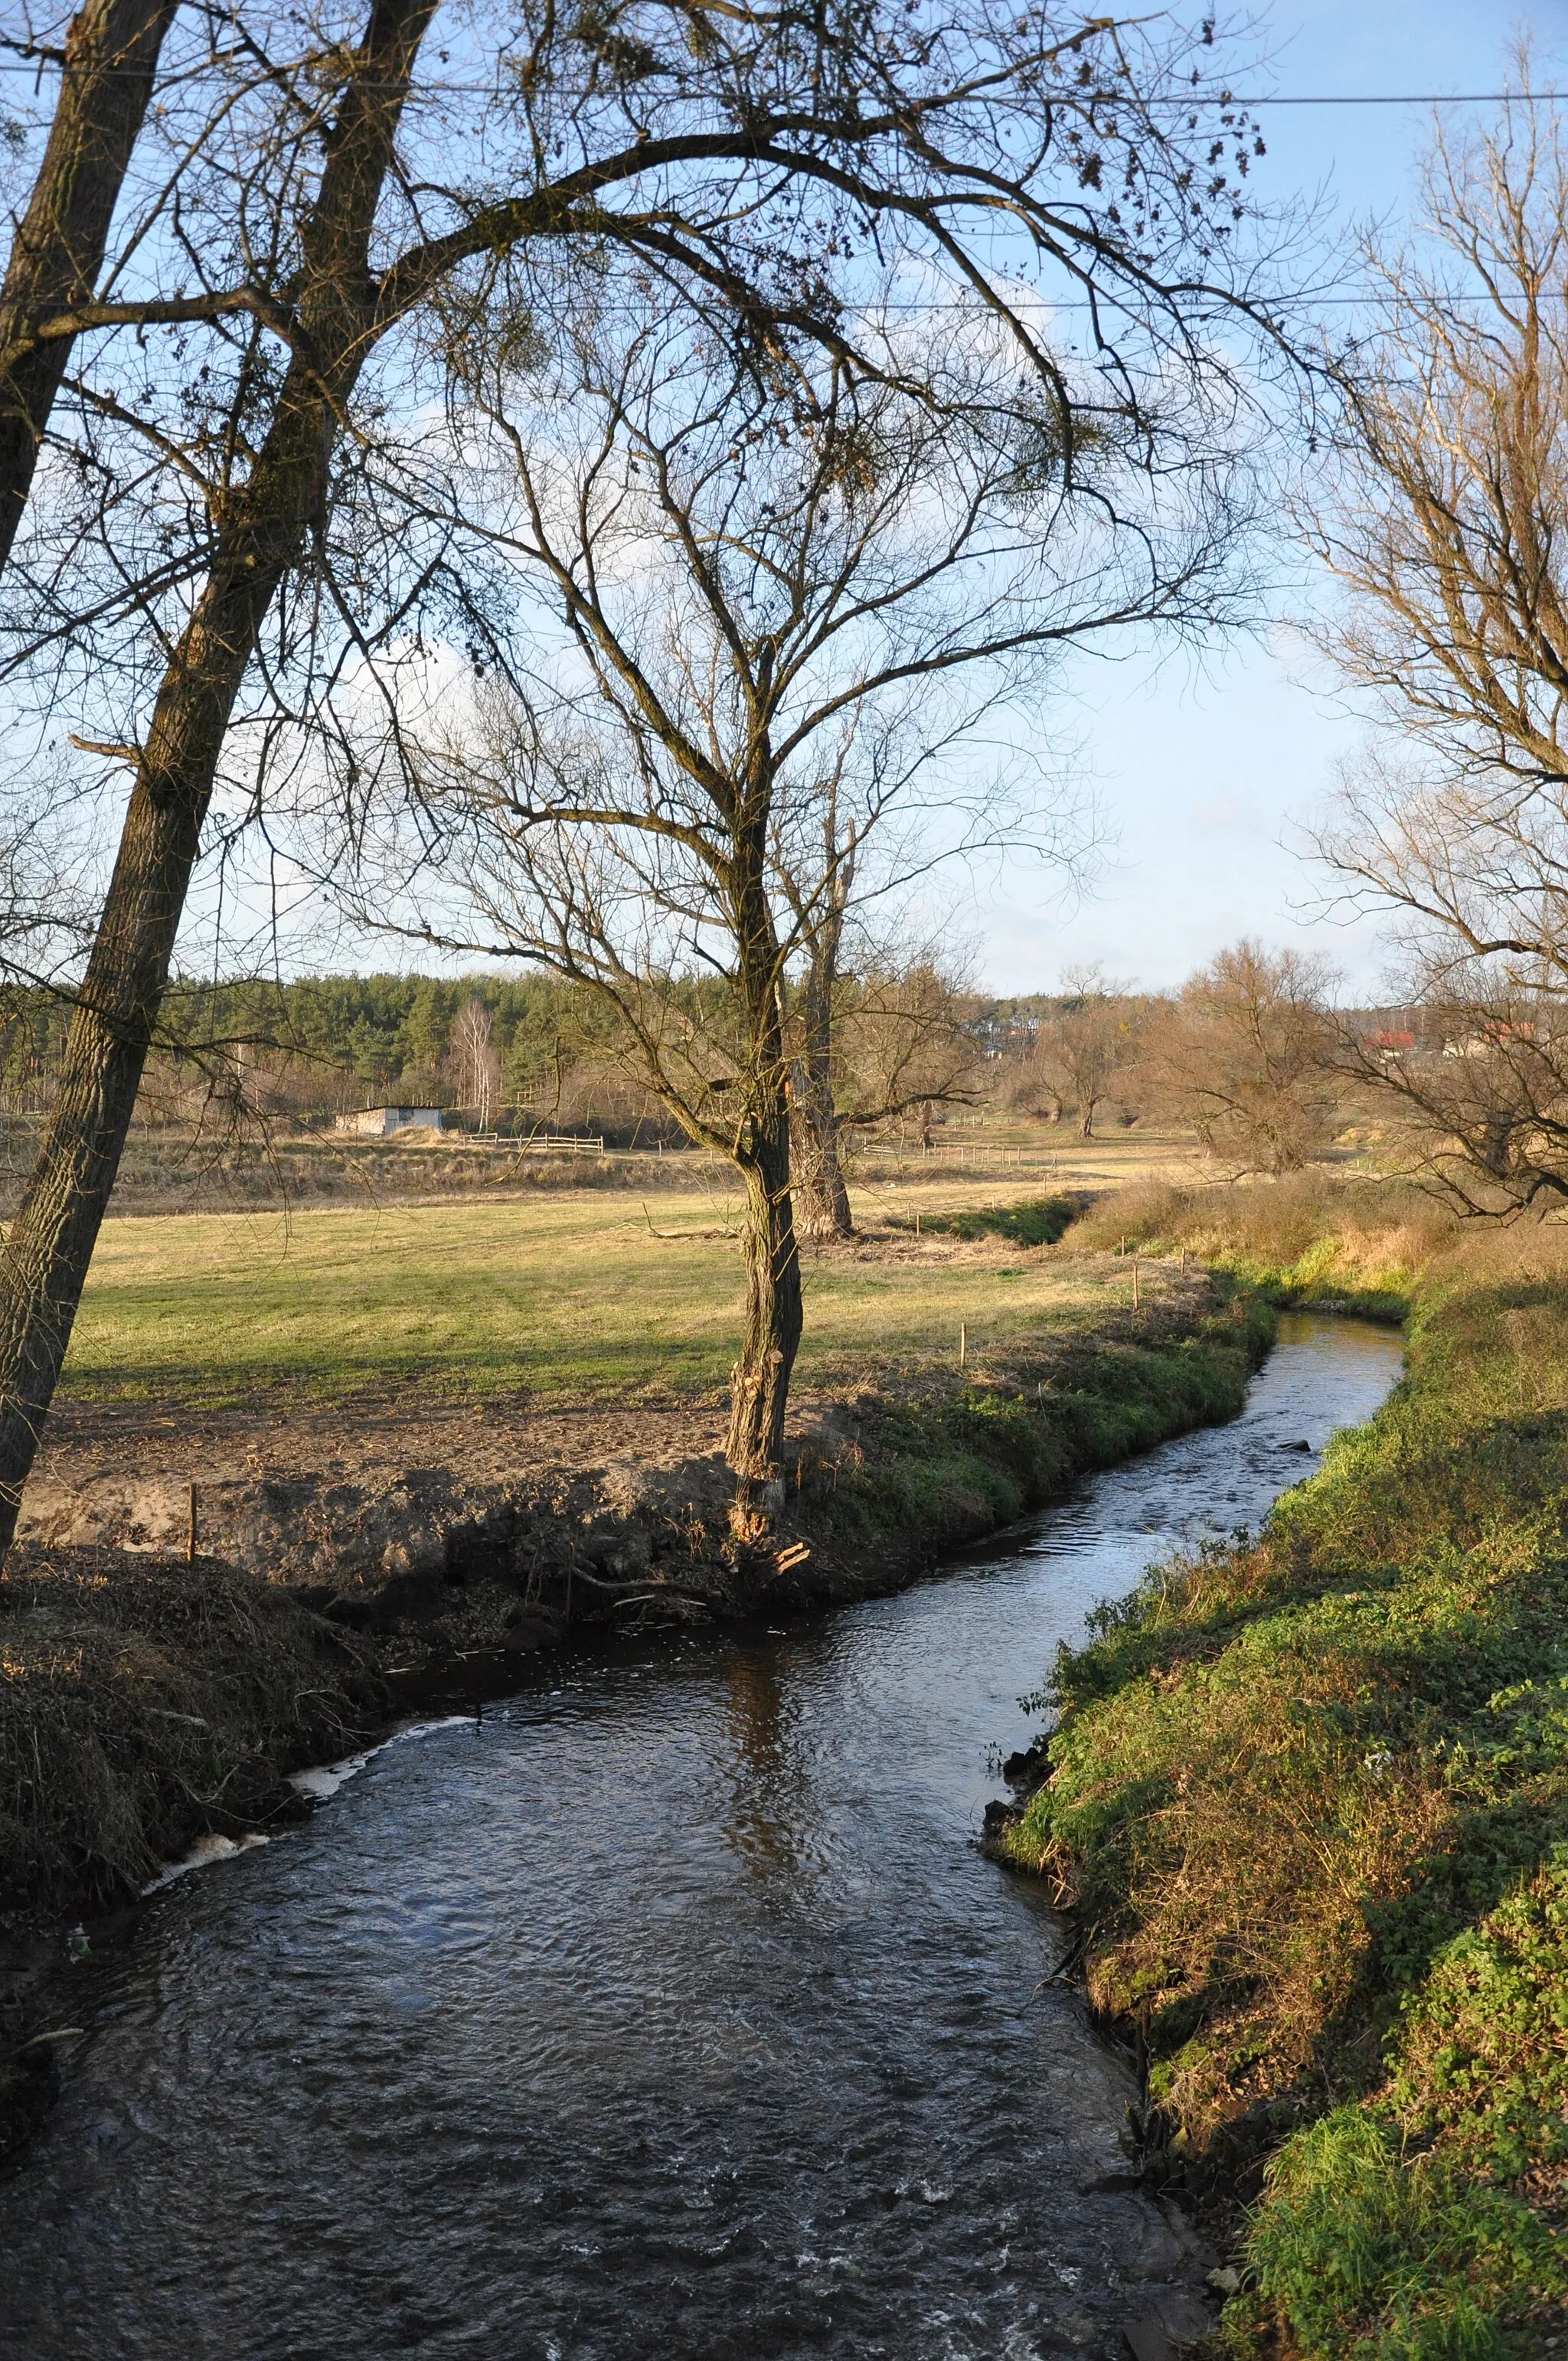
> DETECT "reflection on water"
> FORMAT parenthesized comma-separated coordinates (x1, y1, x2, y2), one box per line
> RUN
(2, 1317, 1403, 2361)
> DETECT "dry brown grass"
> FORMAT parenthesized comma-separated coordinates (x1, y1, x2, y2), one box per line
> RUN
(0, 1546, 379, 1905)
(1071, 1167, 1459, 1308)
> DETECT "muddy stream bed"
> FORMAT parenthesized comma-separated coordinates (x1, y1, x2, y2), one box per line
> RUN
(0, 1314, 1403, 2359)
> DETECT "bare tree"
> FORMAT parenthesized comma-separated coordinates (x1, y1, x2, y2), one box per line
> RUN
(828, 952, 981, 1157)
(1305, 73, 1568, 1208)
(361, 264, 1256, 1524)
(1142, 939, 1339, 1175)
(449, 994, 498, 1127)
(777, 789, 1034, 1237)
(1034, 967, 1137, 1138)
(0, 2, 1297, 1559)
(779, 788, 858, 1240)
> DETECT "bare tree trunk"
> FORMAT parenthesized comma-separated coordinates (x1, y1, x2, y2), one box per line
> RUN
(786, 813, 854, 1239)
(789, 965, 853, 1239)
(724, 808, 805, 1536)
(725, 1099, 803, 1538)
(0, 0, 177, 577)
(0, 0, 436, 1566)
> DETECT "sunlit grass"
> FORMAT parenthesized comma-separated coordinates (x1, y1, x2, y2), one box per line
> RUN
(59, 1181, 1167, 1403)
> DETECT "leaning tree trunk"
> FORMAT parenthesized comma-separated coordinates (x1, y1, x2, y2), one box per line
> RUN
(725, 1098, 804, 1540)
(0, 0, 178, 579)
(0, 0, 436, 1566)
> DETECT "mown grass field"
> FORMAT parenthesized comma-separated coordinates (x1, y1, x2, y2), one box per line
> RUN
(55, 1177, 1171, 1404)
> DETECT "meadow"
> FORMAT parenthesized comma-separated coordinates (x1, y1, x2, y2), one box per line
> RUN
(57, 1149, 1200, 1406)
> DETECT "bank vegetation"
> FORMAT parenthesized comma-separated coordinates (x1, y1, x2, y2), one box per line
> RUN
(997, 1187, 1568, 2359)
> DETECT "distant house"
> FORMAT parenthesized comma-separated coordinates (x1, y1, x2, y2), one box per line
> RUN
(335, 1105, 446, 1136)
(1365, 1030, 1416, 1062)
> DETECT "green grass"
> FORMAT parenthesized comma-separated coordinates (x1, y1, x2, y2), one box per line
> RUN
(55, 1187, 1178, 1405)
(997, 1223, 1568, 2357)
(888, 1194, 1080, 1247)
(835, 1282, 1274, 1553)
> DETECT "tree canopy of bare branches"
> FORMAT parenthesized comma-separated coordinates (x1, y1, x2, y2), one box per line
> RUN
(1144, 939, 1338, 1175)
(1027, 967, 1138, 1138)
(1306, 71, 1568, 1209)
(351, 224, 1268, 1514)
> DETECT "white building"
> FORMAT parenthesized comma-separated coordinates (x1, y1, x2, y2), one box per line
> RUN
(335, 1106, 446, 1136)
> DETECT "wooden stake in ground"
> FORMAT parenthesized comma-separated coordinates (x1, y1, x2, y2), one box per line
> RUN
(959, 1321, 967, 1367)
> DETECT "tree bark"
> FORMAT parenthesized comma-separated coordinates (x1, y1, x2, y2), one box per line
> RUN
(0, 0, 436, 1564)
(0, 0, 177, 579)
(723, 790, 804, 1535)
(725, 1100, 803, 1537)
(786, 817, 854, 1240)
(789, 955, 854, 1239)
(789, 1054, 853, 1237)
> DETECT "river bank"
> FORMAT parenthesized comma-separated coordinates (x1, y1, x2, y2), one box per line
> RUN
(0, 1314, 1400, 2360)
(993, 1222, 1568, 2358)
(0, 1249, 1272, 2163)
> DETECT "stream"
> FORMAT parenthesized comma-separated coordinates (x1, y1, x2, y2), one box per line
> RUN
(0, 1313, 1404, 2361)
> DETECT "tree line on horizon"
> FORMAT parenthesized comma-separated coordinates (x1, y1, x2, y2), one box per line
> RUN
(0, 942, 1471, 1196)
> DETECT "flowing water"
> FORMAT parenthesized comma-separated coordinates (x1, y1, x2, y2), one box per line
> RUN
(2, 1314, 1403, 2361)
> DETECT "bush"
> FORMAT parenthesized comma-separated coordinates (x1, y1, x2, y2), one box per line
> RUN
(1070, 1171, 1454, 1317)
(899, 1194, 1080, 1247)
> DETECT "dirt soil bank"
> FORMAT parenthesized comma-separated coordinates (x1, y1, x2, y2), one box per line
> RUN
(1, 1258, 1271, 2163)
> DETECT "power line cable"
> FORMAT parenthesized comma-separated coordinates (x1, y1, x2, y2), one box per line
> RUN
(1, 61, 1567, 99)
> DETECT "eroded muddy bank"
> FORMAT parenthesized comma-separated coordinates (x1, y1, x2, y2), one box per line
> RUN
(1, 1269, 1270, 2161)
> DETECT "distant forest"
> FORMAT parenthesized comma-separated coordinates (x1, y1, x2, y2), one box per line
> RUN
(0, 972, 1054, 1135)
(0, 974, 602, 1125)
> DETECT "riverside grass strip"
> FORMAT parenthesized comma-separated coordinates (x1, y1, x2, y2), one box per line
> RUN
(998, 1222, 1568, 2359)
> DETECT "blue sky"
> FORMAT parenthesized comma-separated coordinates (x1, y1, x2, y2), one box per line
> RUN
(966, 0, 1568, 998)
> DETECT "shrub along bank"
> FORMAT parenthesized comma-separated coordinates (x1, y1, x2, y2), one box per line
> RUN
(1070, 1170, 1453, 1323)
(996, 1223, 1568, 2358)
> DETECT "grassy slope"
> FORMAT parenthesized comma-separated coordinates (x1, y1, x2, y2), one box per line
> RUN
(998, 1221, 1568, 2359)
(836, 1276, 1273, 1559)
